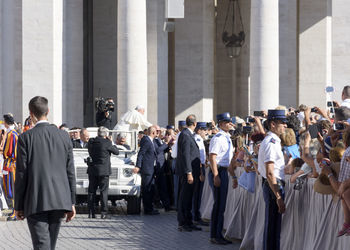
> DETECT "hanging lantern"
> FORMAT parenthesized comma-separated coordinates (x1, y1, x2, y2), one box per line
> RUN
(222, 0, 245, 59)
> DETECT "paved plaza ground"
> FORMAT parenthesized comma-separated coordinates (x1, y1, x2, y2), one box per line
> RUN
(0, 206, 241, 250)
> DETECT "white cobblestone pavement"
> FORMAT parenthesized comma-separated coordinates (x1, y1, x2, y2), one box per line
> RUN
(0, 210, 241, 250)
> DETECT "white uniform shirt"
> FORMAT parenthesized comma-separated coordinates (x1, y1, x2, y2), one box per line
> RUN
(209, 129, 234, 167)
(194, 134, 206, 164)
(171, 132, 181, 158)
(258, 131, 285, 180)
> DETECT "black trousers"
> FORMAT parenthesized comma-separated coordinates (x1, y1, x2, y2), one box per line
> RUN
(141, 174, 155, 212)
(262, 181, 285, 250)
(208, 168, 229, 239)
(192, 177, 203, 221)
(155, 171, 171, 209)
(27, 210, 65, 250)
(177, 175, 195, 226)
(88, 175, 109, 214)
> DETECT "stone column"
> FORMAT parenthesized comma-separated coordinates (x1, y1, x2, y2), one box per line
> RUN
(174, 0, 215, 123)
(250, 0, 279, 112)
(147, 0, 168, 126)
(117, 0, 148, 119)
(22, 0, 63, 125)
(62, 0, 84, 127)
(0, 1, 3, 116)
(298, 0, 330, 107)
(279, 0, 297, 108)
(332, 0, 350, 102)
(0, 0, 22, 119)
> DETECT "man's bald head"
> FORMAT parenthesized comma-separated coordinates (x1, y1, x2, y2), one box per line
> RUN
(186, 114, 197, 128)
(147, 125, 157, 138)
(80, 128, 89, 143)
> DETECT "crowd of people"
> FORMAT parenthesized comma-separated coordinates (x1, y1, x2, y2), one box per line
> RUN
(2, 86, 350, 248)
(130, 85, 350, 247)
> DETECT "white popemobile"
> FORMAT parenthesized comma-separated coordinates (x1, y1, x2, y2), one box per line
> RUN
(73, 105, 152, 214)
(73, 128, 141, 214)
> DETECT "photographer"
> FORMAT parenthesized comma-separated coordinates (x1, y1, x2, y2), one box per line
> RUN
(95, 98, 115, 129)
(87, 126, 119, 219)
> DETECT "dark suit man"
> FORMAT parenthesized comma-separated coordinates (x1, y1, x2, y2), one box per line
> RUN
(15, 96, 76, 250)
(176, 115, 201, 231)
(134, 126, 159, 215)
(153, 130, 171, 211)
(87, 127, 119, 219)
(72, 128, 89, 148)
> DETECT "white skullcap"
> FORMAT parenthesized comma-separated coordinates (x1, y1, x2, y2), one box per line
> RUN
(135, 105, 145, 111)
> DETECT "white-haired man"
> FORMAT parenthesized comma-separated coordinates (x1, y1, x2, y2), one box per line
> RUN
(87, 127, 119, 219)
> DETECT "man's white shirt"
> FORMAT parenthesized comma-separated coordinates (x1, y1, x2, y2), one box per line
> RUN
(258, 131, 285, 180)
(194, 134, 206, 165)
(209, 129, 234, 167)
(171, 132, 181, 158)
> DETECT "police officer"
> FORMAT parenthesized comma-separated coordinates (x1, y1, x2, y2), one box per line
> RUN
(193, 122, 209, 226)
(258, 110, 287, 250)
(209, 112, 236, 245)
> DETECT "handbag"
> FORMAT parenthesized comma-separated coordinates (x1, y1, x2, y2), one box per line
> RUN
(238, 171, 256, 193)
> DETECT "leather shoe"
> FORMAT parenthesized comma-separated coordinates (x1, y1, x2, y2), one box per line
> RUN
(101, 214, 111, 219)
(210, 238, 228, 245)
(178, 225, 192, 232)
(189, 224, 202, 231)
(144, 210, 160, 215)
(194, 219, 209, 226)
(88, 213, 96, 219)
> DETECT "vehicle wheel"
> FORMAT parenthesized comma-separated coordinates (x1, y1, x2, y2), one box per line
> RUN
(111, 199, 117, 207)
(127, 195, 141, 215)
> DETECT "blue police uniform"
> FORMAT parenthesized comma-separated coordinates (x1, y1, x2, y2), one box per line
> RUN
(192, 122, 207, 222)
(258, 110, 286, 250)
(208, 113, 234, 242)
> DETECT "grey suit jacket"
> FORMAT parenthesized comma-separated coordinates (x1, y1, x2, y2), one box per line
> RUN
(15, 122, 76, 217)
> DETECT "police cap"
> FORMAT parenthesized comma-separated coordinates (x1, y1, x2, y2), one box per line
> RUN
(216, 112, 231, 123)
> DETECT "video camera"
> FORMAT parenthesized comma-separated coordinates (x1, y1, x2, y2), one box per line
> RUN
(95, 97, 115, 113)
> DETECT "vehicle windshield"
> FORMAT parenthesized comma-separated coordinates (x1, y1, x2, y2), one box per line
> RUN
(70, 128, 138, 152)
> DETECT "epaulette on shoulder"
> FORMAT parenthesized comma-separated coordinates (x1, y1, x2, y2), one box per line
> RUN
(215, 133, 222, 138)
(196, 138, 201, 142)
(269, 138, 276, 144)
